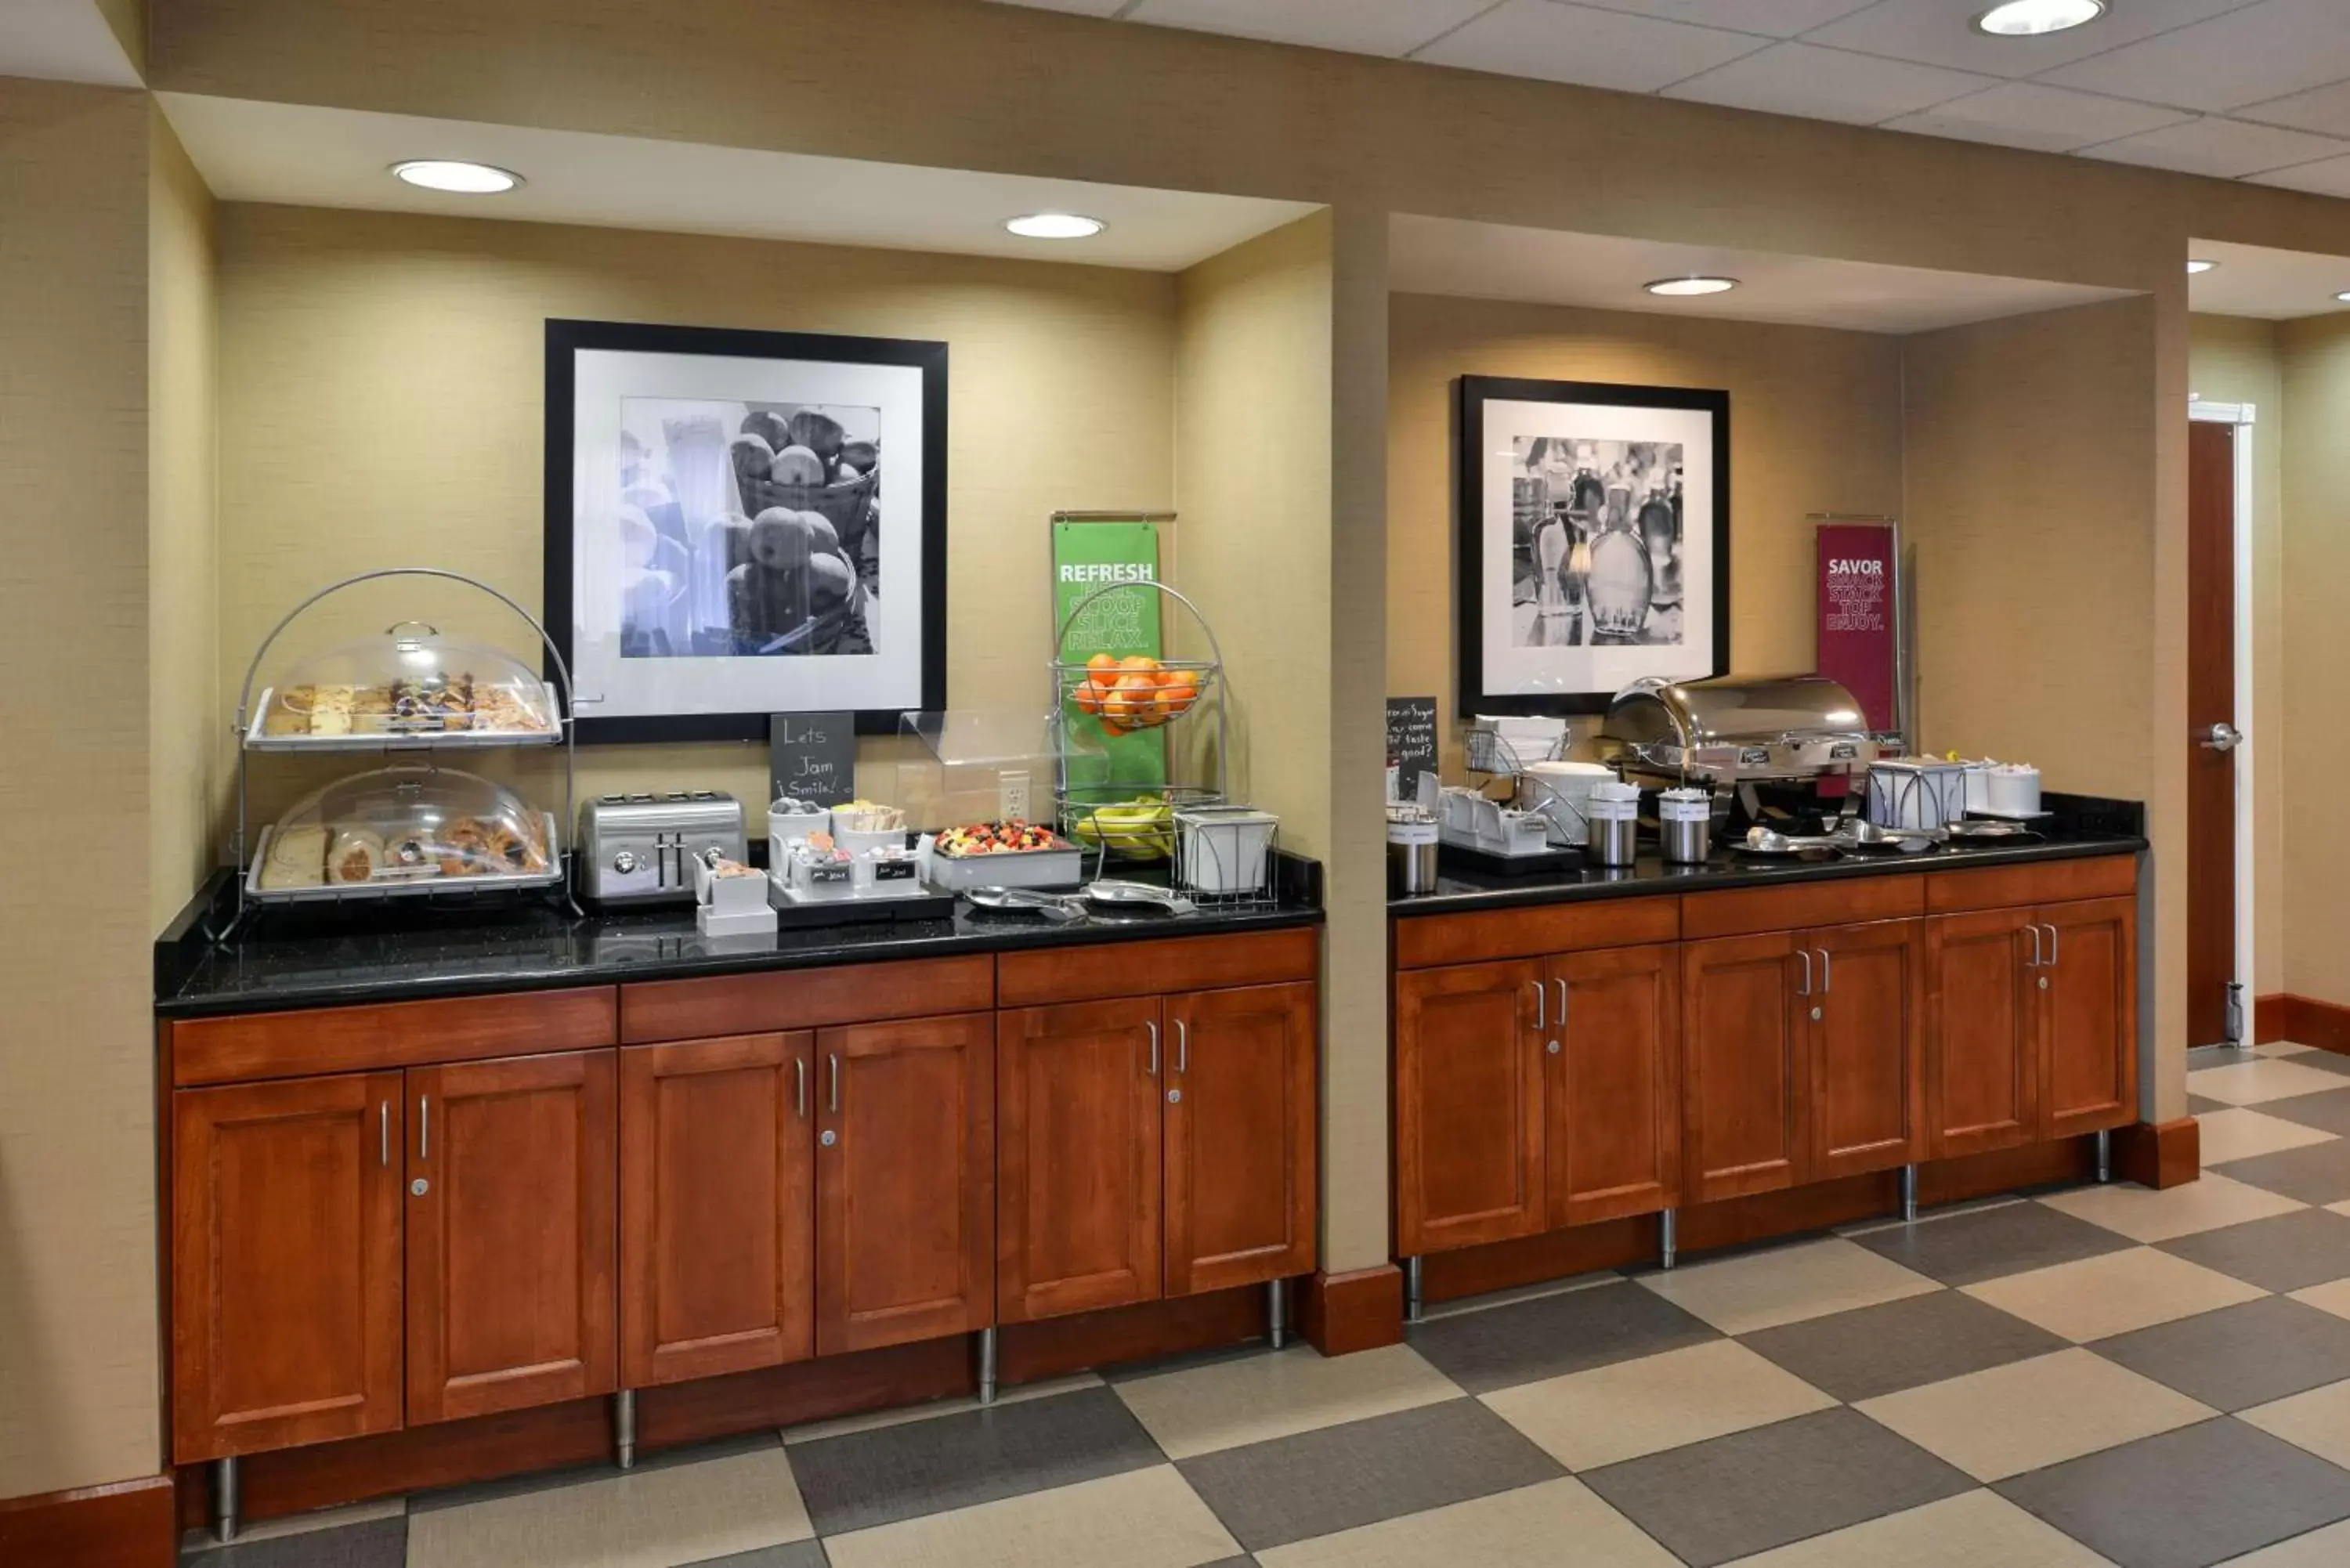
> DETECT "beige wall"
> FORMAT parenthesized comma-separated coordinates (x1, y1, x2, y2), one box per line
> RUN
(0, 77, 163, 1499)
(2279, 313, 2350, 1007)
(1387, 294, 1907, 778)
(216, 204, 1178, 827)
(2188, 316, 2284, 1003)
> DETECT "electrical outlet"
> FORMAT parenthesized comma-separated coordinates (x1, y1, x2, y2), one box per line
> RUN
(1000, 770, 1032, 824)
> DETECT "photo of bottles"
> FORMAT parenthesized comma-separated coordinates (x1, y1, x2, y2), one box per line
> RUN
(1511, 437, 1683, 649)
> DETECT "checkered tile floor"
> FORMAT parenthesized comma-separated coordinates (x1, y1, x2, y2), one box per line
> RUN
(185, 1039, 2350, 1568)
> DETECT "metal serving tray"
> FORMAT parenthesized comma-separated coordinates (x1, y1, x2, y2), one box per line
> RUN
(243, 684, 564, 753)
(244, 812, 566, 904)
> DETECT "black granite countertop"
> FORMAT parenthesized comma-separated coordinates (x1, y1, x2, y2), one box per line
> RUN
(157, 870, 1323, 1019)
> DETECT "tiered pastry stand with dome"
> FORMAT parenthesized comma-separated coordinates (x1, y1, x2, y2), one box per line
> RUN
(227, 567, 582, 933)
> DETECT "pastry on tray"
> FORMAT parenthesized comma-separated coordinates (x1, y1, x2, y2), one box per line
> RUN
(259, 824, 329, 887)
(328, 827, 385, 883)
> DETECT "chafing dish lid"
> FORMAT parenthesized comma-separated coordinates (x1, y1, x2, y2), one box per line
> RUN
(1603, 674, 1872, 747)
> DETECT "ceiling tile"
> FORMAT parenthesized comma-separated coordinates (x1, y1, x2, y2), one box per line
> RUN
(1662, 42, 1995, 124)
(985, 0, 1130, 15)
(1125, 0, 1498, 56)
(2246, 150, 2350, 196)
(2239, 78, 2350, 137)
(2042, 0, 2350, 114)
(2084, 114, 2348, 177)
(1885, 83, 2193, 153)
(1557, 0, 1878, 38)
(1414, 1, 1769, 91)
(1809, 0, 2256, 80)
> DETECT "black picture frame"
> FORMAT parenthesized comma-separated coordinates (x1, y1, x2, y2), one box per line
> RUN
(544, 318, 949, 743)
(1454, 374, 1731, 717)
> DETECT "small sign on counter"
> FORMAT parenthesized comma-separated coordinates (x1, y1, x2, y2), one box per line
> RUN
(1387, 696, 1438, 801)
(769, 711, 856, 807)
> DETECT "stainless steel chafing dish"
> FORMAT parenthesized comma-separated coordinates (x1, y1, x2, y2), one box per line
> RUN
(1596, 674, 1885, 833)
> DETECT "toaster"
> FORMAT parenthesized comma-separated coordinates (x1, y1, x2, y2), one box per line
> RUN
(578, 791, 747, 906)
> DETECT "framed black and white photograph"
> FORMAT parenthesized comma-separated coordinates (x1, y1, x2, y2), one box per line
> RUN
(1455, 375, 1729, 715)
(545, 319, 948, 742)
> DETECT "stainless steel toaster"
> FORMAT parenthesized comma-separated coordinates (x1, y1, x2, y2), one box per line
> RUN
(577, 791, 747, 905)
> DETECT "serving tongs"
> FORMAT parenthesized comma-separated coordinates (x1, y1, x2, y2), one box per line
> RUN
(1839, 821, 1943, 854)
(965, 886, 1084, 921)
(1083, 879, 1198, 916)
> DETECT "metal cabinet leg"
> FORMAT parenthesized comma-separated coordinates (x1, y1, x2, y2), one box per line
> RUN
(2095, 1129, 2113, 1184)
(1268, 1278, 1288, 1349)
(1661, 1209, 1679, 1271)
(614, 1389, 637, 1470)
(978, 1327, 1000, 1406)
(1901, 1164, 1920, 1223)
(1404, 1256, 1424, 1324)
(213, 1456, 240, 1545)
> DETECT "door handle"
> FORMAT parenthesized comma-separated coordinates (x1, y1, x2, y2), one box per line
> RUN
(1817, 948, 1831, 995)
(380, 1102, 389, 1168)
(418, 1095, 428, 1161)
(1795, 948, 1813, 996)
(1531, 979, 1546, 1033)
(1175, 1019, 1189, 1075)
(2042, 923, 2059, 968)
(829, 1053, 840, 1115)
(796, 1056, 808, 1120)
(2200, 722, 2243, 753)
(2026, 923, 2042, 968)
(1554, 979, 1569, 1032)
(1147, 1021, 1161, 1077)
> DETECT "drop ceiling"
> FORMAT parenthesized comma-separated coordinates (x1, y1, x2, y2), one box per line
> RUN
(2188, 237, 2350, 317)
(993, 0, 2350, 187)
(1391, 215, 2138, 331)
(155, 96, 1317, 272)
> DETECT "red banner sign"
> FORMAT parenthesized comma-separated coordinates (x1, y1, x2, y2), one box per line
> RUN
(1816, 522, 1897, 735)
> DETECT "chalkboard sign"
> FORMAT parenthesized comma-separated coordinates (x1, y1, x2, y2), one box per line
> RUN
(1387, 696, 1438, 800)
(769, 711, 857, 807)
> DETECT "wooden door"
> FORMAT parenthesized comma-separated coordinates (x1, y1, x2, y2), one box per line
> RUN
(2041, 897, 2140, 1138)
(1682, 934, 1807, 1204)
(1545, 945, 1680, 1227)
(619, 1034, 814, 1388)
(1806, 919, 1923, 1180)
(171, 1073, 405, 1461)
(996, 998, 1164, 1323)
(815, 1013, 994, 1354)
(406, 1051, 617, 1425)
(1393, 961, 1546, 1255)
(1164, 982, 1317, 1297)
(1925, 910, 2038, 1158)
(2187, 417, 2239, 1046)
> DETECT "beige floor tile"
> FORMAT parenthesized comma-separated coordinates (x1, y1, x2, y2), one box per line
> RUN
(180, 1495, 404, 1552)
(1635, 1237, 1940, 1335)
(1114, 1342, 1460, 1460)
(2255, 1042, 2317, 1058)
(2039, 1174, 2305, 1244)
(2293, 1278, 2350, 1321)
(1856, 1349, 2213, 1482)
(405, 1444, 811, 1568)
(2196, 1108, 2340, 1166)
(1256, 1476, 1678, 1568)
(823, 1465, 1238, 1568)
(1483, 1339, 1835, 1472)
(2218, 1516, 2350, 1563)
(1722, 1489, 2114, 1566)
(782, 1373, 1101, 1444)
(2186, 1058, 2349, 1107)
(1963, 1247, 2266, 1342)
(2243, 1378, 2350, 1469)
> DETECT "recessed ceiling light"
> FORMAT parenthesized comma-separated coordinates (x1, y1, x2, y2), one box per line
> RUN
(1972, 0, 2106, 37)
(391, 159, 521, 194)
(2186, 259, 2218, 275)
(2335, 291, 2350, 304)
(1004, 212, 1105, 240)
(1645, 276, 1739, 297)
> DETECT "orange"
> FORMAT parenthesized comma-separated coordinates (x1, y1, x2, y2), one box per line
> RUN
(1086, 652, 1119, 680)
(1072, 678, 1104, 715)
(1156, 671, 1200, 717)
(1104, 673, 1158, 724)
(1119, 655, 1160, 676)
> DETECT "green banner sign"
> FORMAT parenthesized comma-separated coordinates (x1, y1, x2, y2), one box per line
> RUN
(1052, 520, 1167, 806)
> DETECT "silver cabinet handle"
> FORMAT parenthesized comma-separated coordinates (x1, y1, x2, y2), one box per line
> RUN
(418, 1095, 428, 1161)
(1175, 1019, 1189, 1075)
(2026, 923, 2042, 968)
(380, 1103, 389, 1168)
(1147, 1021, 1161, 1077)
(1817, 948, 1832, 995)
(829, 1053, 841, 1115)
(1555, 979, 1569, 1032)
(2043, 924, 2059, 968)
(1796, 948, 1813, 996)
(796, 1056, 808, 1120)
(1531, 980, 1546, 1033)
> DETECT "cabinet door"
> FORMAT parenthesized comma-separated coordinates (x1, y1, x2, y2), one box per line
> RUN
(1806, 919, 1924, 1180)
(1165, 982, 1317, 1297)
(1394, 961, 1546, 1255)
(1925, 910, 2037, 1158)
(996, 998, 1164, 1324)
(815, 1013, 994, 1354)
(1683, 934, 1807, 1204)
(1546, 945, 1681, 1228)
(406, 1051, 617, 1425)
(2041, 897, 2139, 1138)
(171, 1073, 405, 1461)
(619, 1034, 814, 1389)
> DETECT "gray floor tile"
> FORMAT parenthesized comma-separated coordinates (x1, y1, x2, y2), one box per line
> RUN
(2210, 1142, 2350, 1207)
(1998, 1417, 2350, 1568)
(2189, 1045, 2254, 1070)
(408, 1429, 779, 1513)
(684, 1544, 829, 1568)
(790, 1385, 1162, 1537)
(1177, 1396, 1561, 1552)
(1407, 1277, 1719, 1395)
(2189, 1095, 2230, 1117)
(1740, 1288, 2068, 1402)
(1580, 1407, 1972, 1568)
(2091, 1297, 2350, 1413)
(2159, 1207, 2350, 1293)
(2287, 1050, 2350, 1079)
(1849, 1201, 2134, 1288)
(2254, 1087, 2350, 1138)
(178, 1517, 407, 1567)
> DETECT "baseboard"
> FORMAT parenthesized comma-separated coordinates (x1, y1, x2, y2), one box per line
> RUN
(2117, 1118, 2201, 1190)
(0, 1475, 175, 1568)
(1300, 1265, 1405, 1356)
(2259, 993, 2350, 1053)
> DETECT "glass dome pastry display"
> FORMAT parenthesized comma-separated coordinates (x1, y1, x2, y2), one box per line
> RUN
(247, 621, 560, 749)
(248, 764, 562, 903)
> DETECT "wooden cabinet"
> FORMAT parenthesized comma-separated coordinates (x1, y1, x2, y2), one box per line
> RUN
(1394, 960, 1546, 1255)
(1806, 920, 1923, 1181)
(1165, 982, 1317, 1297)
(1925, 909, 2039, 1157)
(171, 1072, 406, 1462)
(1546, 945, 1680, 1227)
(1681, 933, 1808, 1205)
(619, 1034, 815, 1388)
(405, 1051, 616, 1425)
(815, 1013, 994, 1355)
(2042, 898, 2138, 1138)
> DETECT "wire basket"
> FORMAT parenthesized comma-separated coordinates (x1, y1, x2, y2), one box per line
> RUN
(1463, 724, 1564, 777)
(1170, 804, 1282, 910)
